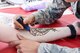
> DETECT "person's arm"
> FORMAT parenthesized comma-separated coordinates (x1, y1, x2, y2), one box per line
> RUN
(27, 27, 71, 42)
(0, 24, 70, 43)
(14, 0, 71, 29)
(38, 43, 80, 53)
(21, 21, 80, 42)
(24, 0, 71, 25)
(0, 21, 80, 43)
(9, 36, 80, 53)
(0, 23, 72, 43)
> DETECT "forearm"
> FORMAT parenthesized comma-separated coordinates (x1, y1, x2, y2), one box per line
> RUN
(38, 43, 80, 53)
(0, 23, 78, 43)
(26, 27, 71, 42)
(32, 0, 70, 24)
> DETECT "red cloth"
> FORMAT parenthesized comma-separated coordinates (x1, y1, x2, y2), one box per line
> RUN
(0, 7, 80, 53)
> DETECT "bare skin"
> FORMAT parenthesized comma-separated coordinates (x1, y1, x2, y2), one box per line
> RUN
(13, 16, 80, 42)
(0, 20, 79, 43)
(10, 34, 40, 53)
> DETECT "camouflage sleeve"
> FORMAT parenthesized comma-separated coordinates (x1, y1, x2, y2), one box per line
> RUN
(32, 0, 70, 24)
(71, 1, 80, 19)
(38, 43, 80, 53)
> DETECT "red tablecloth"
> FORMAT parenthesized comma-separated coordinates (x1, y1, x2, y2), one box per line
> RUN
(0, 7, 80, 53)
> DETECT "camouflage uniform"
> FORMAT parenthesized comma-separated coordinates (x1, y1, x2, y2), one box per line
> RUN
(38, 43, 80, 53)
(32, 0, 79, 24)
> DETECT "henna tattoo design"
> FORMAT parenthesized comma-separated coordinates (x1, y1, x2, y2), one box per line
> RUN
(30, 28, 57, 36)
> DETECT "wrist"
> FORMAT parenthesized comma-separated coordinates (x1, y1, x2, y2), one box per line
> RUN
(67, 25, 77, 38)
(72, 21, 80, 35)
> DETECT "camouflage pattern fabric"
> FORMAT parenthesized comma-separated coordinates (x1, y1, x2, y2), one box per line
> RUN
(38, 43, 80, 53)
(32, 0, 79, 25)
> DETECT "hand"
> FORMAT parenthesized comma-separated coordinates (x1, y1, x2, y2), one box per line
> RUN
(14, 14, 35, 30)
(9, 34, 40, 53)
(23, 14, 35, 25)
(14, 15, 25, 29)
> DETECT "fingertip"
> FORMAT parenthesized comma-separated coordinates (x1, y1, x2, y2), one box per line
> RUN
(20, 26, 24, 29)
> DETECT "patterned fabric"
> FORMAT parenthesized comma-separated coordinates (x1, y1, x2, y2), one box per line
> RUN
(32, 0, 80, 25)
(32, 0, 70, 24)
(71, 1, 78, 15)
(38, 43, 80, 53)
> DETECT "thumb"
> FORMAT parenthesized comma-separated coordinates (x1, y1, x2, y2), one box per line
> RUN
(17, 34, 27, 40)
